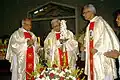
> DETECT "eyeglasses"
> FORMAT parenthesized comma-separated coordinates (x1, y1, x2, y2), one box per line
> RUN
(24, 23, 32, 26)
(52, 24, 60, 28)
(83, 11, 91, 15)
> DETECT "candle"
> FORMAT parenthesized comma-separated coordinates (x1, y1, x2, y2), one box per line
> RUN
(37, 37, 40, 46)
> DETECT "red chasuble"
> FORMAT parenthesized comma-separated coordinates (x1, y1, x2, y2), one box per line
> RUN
(24, 32, 34, 80)
(89, 22, 95, 80)
(55, 33, 68, 67)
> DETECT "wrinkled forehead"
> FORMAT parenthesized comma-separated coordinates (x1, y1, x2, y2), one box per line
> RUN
(51, 19, 60, 26)
(23, 18, 31, 23)
(51, 19, 60, 24)
(25, 20, 31, 23)
(83, 4, 96, 14)
(52, 22, 59, 26)
(24, 20, 32, 25)
(83, 7, 91, 12)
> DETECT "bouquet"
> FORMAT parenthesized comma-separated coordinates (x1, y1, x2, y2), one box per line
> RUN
(28, 62, 84, 80)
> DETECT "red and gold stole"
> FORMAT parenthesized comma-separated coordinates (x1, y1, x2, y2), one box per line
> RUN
(55, 33, 68, 67)
(89, 22, 95, 80)
(24, 32, 34, 80)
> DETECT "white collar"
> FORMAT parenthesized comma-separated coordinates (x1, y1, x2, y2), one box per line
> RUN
(90, 16, 98, 22)
(21, 27, 29, 32)
(55, 32, 60, 33)
(51, 29, 60, 33)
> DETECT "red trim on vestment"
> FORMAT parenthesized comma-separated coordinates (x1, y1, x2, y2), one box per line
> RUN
(55, 32, 60, 40)
(55, 33, 68, 67)
(24, 32, 34, 80)
(89, 22, 95, 80)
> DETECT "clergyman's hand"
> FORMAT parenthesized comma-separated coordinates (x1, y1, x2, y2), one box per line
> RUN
(104, 50, 120, 59)
(59, 39, 68, 44)
(27, 39, 34, 47)
(91, 48, 98, 55)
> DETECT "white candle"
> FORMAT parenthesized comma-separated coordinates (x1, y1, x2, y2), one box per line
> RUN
(37, 37, 40, 46)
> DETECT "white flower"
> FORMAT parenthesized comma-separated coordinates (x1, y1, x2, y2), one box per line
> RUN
(50, 70, 55, 74)
(65, 69, 71, 73)
(59, 71, 65, 77)
(36, 73, 40, 78)
(35, 78, 41, 80)
(55, 72, 59, 75)
(60, 20, 67, 39)
(69, 75, 76, 80)
(55, 67, 59, 70)
(35, 77, 46, 80)
(46, 76, 50, 80)
(54, 78, 59, 80)
(66, 77, 70, 79)
(72, 77, 76, 80)
(41, 77, 46, 80)
(41, 70, 45, 75)
(47, 68, 52, 70)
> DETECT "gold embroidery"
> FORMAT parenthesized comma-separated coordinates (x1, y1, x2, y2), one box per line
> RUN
(27, 63, 33, 69)
(28, 53, 32, 58)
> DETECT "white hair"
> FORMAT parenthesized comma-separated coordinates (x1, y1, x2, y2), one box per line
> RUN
(51, 19, 60, 25)
(84, 4, 96, 14)
(22, 20, 25, 26)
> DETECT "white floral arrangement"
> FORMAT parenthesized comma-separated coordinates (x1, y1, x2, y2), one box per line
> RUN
(60, 20, 67, 40)
(35, 67, 76, 80)
(28, 63, 83, 80)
